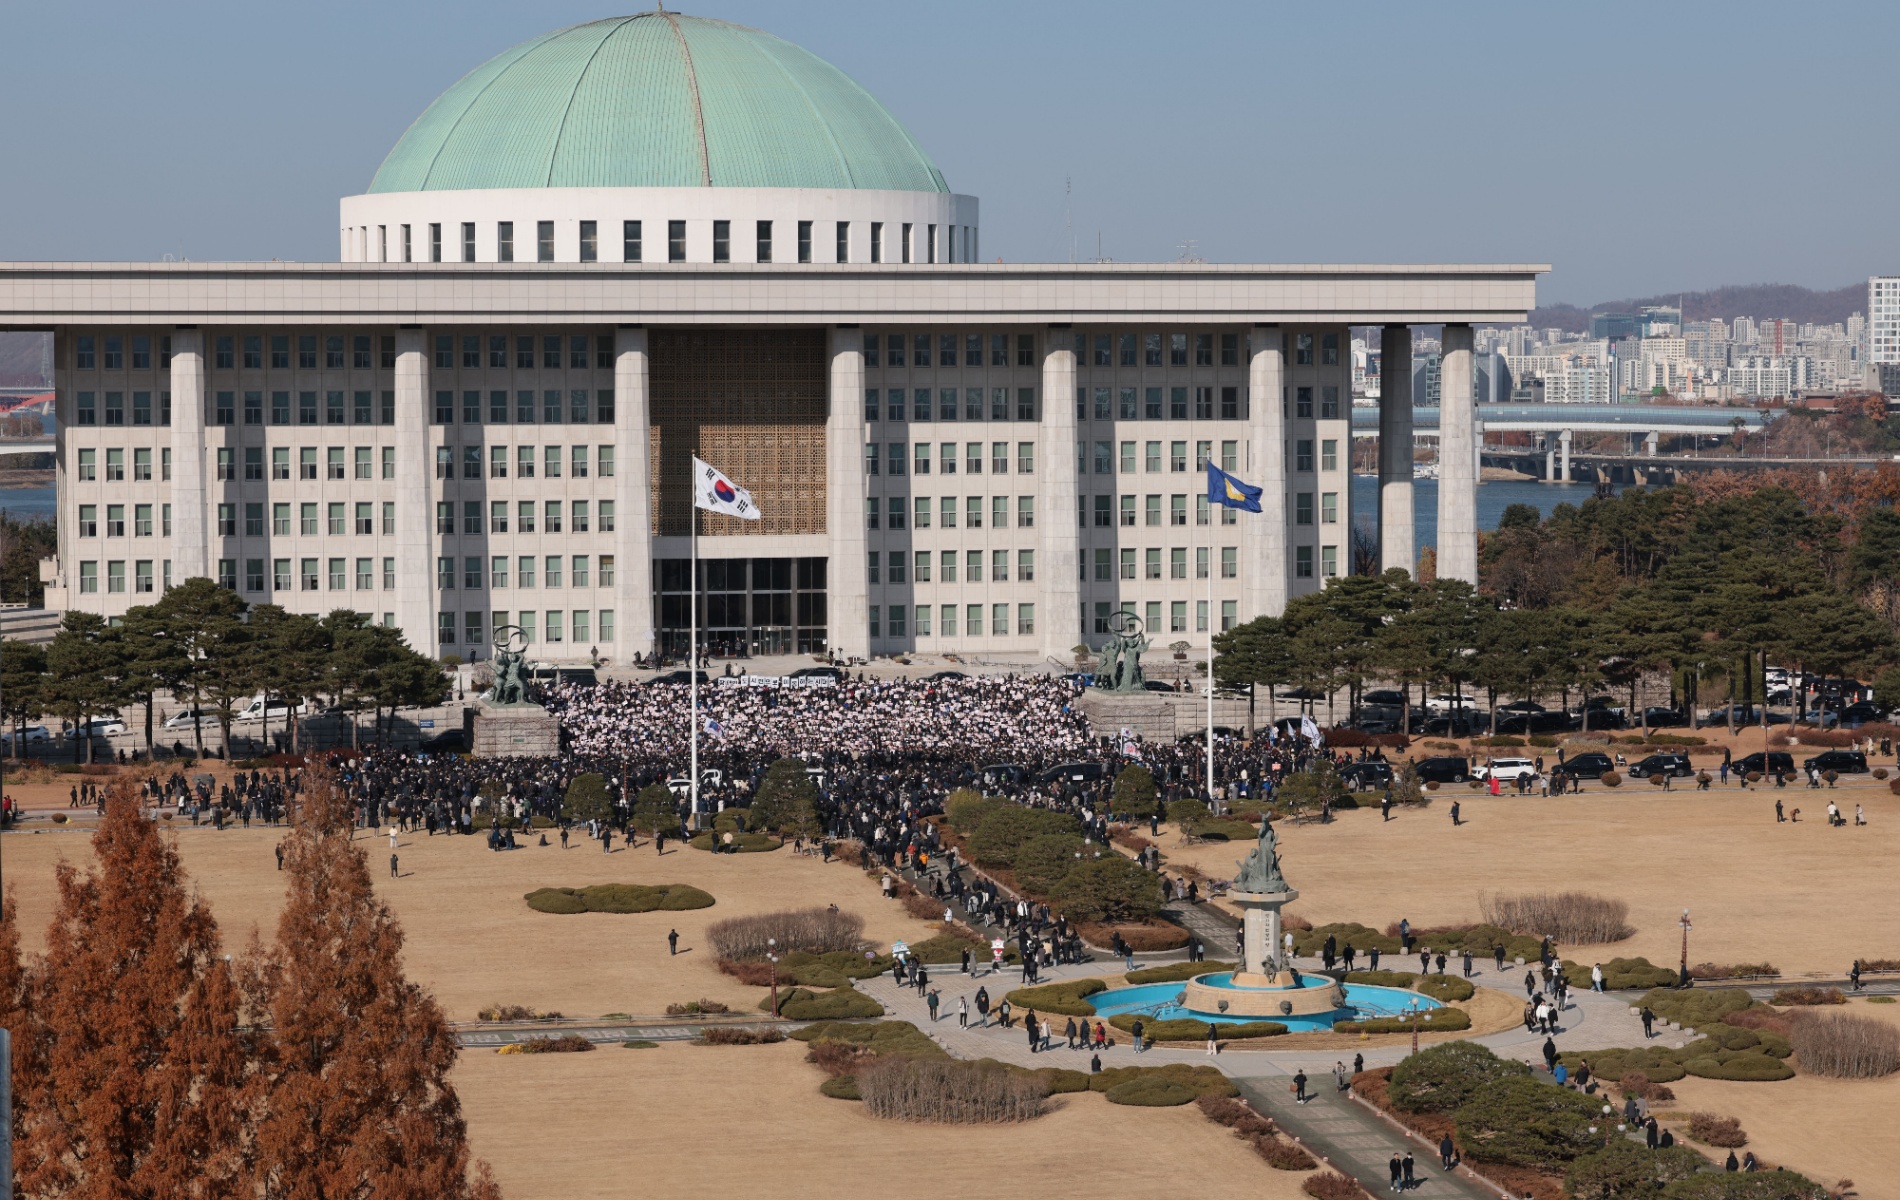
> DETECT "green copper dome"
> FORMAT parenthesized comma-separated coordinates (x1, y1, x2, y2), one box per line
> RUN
(368, 13, 949, 194)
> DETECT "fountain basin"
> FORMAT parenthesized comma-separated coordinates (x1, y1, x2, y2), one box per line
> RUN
(1181, 969, 1342, 1019)
(1089, 979, 1442, 1032)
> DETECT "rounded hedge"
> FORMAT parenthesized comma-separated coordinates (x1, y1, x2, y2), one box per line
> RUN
(1682, 1054, 1794, 1082)
(1126, 960, 1238, 986)
(761, 987, 885, 1020)
(524, 883, 715, 914)
(1108, 1014, 1287, 1041)
(1601, 771, 1622, 787)
(1105, 1078, 1198, 1106)
(819, 1074, 862, 1100)
(689, 830, 782, 853)
(1005, 978, 1107, 1016)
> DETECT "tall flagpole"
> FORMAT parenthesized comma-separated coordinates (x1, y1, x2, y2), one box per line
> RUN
(689, 490, 699, 819)
(1206, 504, 1215, 805)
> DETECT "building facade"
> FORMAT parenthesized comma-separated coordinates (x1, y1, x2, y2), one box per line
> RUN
(2, 13, 1542, 664)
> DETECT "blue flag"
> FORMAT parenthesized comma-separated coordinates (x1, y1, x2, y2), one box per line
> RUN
(1206, 462, 1263, 512)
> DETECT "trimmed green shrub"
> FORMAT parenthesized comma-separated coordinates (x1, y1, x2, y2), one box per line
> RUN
(1089, 1063, 1236, 1103)
(1389, 1040, 1532, 1113)
(1182, 817, 1259, 841)
(1050, 856, 1165, 923)
(749, 757, 821, 838)
(1681, 1053, 1794, 1082)
(1637, 987, 1758, 1031)
(1104, 1077, 1198, 1106)
(1561, 1046, 1689, 1083)
(1564, 1142, 1707, 1200)
(1166, 798, 1210, 826)
(1125, 960, 1237, 985)
(908, 931, 1017, 966)
(1345, 971, 1477, 1003)
(1659, 1170, 1828, 1200)
(1452, 1075, 1607, 1167)
(560, 772, 614, 824)
(1111, 765, 1161, 819)
(761, 987, 884, 1020)
(944, 788, 1002, 831)
(966, 806, 1083, 868)
(621, 1040, 660, 1049)
(1034, 1067, 1091, 1094)
(523, 883, 715, 915)
(1012, 832, 1087, 895)
(689, 829, 781, 852)
(791, 1020, 947, 1059)
(1564, 958, 1677, 991)
(1334, 1006, 1470, 1034)
(1005, 977, 1107, 1016)
(779, 949, 893, 988)
(819, 1074, 861, 1100)
(1106, 1014, 1287, 1041)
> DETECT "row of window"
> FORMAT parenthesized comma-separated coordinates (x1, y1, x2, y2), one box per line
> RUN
(433, 390, 613, 426)
(435, 501, 616, 536)
(869, 549, 1035, 584)
(1077, 439, 1243, 476)
(1086, 600, 1240, 637)
(1075, 386, 1247, 422)
(72, 336, 171, 372)
(75, 560, 168, 594)
(866, 388, 1038, 423)
(378, 218, 969, 266)
(73, 448, 169, 482)
(73, 392, 170, 426)
(857, 329, 1321, 371)
(868, 442, 1034, 475)
(1075, 547, 1240, 581)
(436, 556, 616, 590)
(75, 505, 170, 538)
(865, 496, 1033, 530)
(868, 603, 1034, 640)
(866, 333, 1036, 369)
(1080, 495, 1238, 527)
(434, 444, 615, 479)
(437, 610, 614, 648)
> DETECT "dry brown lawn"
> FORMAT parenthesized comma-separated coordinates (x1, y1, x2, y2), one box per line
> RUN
(455, 1038, 1309, 1200)
(2, 823, 941, 1021)
(1157, 787, 1900, 975)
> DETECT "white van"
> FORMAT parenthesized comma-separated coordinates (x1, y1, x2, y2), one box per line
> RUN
(232, 697, 306, 724)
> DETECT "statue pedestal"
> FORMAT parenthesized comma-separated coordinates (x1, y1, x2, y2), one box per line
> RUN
(1077, 691, 1177, 742)
(469, 702, 559, 757)
(1228, 887, 1299, 977)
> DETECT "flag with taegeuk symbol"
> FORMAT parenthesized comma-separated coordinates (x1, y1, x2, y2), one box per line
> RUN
(693, 457, 761, 520)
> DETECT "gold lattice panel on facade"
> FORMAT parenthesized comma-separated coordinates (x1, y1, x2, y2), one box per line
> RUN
(649, 328, 828, 536)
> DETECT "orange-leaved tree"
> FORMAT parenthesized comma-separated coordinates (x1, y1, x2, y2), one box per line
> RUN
(16, 781, 253, 1199)
(249, 765, 500, 1200)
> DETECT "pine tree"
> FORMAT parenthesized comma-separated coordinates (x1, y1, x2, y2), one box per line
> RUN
(16, 783, 250, 1198)
(251, 767, 499, 1200)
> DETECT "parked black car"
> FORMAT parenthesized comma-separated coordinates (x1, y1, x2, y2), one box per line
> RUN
(1494, 711, 1572, 735)
(1627, 753, 1694, 779)
(418, 729, 467, 755)
(1339, 761, 1394, 791)
(1413, 756, 1471, 784)
(1640, 707, 1689, 728)
(1731, 751, 1793, 778)
(791, 666, 847, 681)
(1418, 715, 1482, 737)
(648, 670, 710, 686)
(1553, 752, 1616, 780)
(1836, 702, 1888, 728)
(1803, 750, 1869, 775)
(1039, 761, 1107, 785)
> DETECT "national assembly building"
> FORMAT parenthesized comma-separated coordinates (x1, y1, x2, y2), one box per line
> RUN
(0, 12, 1544, 666)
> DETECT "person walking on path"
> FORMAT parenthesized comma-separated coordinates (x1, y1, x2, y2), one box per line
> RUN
(1438, 1134, 1456, 1171)
(1354, 1052, 1364, 1076)
(1850, 961, 1863, 992)
(1333, 1060, 1348, 1091)
(275, 843, 285, 871)
(1207, 1024, 1220, 1056)
(1293, 1069, 1308, 1104)
(601, 827, 612, 853)
(958, 996, 969, 1027)
(1065, 1016, 1078, 1048)
(1462, 949, 1473, 978)
(1449, 799, 1460, 826)
(1132, 1018, 1145, 1053)
(1856, 804, 1866, 826)
(389, 852, 399, 878)
(1542, 1036, 1559, 1073)
(927, 989, 940, 1022)
(975, 987, 991, 1027)
(1645, 1117, 1660, 1149)
(1591, 963, 1605, 992)
(1039, 1017, 1051, 1051)
(1388, 1153, 1403, 1192)
(1775, 797, 1784, 822)
(668, 928, 679, 955)
(1641, 1006, 1656, 1038)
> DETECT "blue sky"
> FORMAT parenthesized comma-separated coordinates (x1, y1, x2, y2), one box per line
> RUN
(3, 1, 1894, 305)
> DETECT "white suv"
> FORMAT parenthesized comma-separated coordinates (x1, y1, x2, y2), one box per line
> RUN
(1471, 757, 1539, 784)
(1425, 694, 1478, 715)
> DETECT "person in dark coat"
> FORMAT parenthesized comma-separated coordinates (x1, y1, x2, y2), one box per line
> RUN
(1439, 1134, 1456, 1170)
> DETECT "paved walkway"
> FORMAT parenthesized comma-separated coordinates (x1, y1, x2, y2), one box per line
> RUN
(859, 955, 1671, 1197)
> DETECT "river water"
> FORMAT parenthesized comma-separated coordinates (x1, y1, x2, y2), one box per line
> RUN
(0, 483, 55, 521)
(1349, 475, 1609, 561)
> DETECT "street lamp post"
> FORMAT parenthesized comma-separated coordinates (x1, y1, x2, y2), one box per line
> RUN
(767, 937, 780, 1016)
(1406, 997, 1434, 1055)
(1678, 909, 1693, 988)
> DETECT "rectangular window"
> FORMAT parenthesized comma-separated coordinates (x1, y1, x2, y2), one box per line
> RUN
(497, 222, 514, 262)
(599, 500, 615, 532)
(1321, 439, 1338, 472)
(104, 391, 125, 425)
(543, 386, 562, 420)
(795, 219, 812, 263)
(752, 219, 772, 263)
(710, 219, 731, 262)
(299, 558, 319, 590)
(1321, 545, 1339, 577)
(327, 557, 346, 590)
(464, 556, 484, 590)
(1119, 548, 1136, 580)
(1295, 333, 1314, 365)
(668, 220, 687, 262)
(517, 555, 536, 588)
(623, 220, 642, 262)
(1221, 546, 1238, 578)
(1296, 493, 1314, 525)
(297, 335, 318, 370)
(326, 502, 346, 535)
(1169, 387, 1188, 420)
(1145, 547, 1161, 580)
(545, 446, 562, 478)
(835, 221, 850, 262)
(271, 503, 289, 536)
(545, 501, 562, 533)
(435, 502, 452, 535)
(1171, 547, 1188, 580)
(1321, 492, 1338, 524)
(326, 447, 345, 480)
(355, 502, 374, 535)
(1171, 600, 1188, 634)
(1119, 494, 1136, 527)
(1296, 439, 1314, 473)
(382, 558, 396, 589)
(1320, 385, 1340, 420)
(578, 219, 597, 262)
(463, 501, 483, 535)
(870, 221, 883, 263)
(382, 502, 395, 535)
(1171, 494, 1187, 526)
(1092, 494, 1112, 527)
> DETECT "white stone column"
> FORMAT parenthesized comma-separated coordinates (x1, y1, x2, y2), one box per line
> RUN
(825, 328, 868, 659)
(393, 329, 435, 655)
(1436, 324, 1478, 584)
(614, 327, 654, 662)
(168, 328, 208, 582)
(1247, 327, 1286, 617)
(1545, 444, 1555, 482)
(1560, 428, 1572, 483)
(1645, 431, 1659, 457)
(1038, 332, 1080, 657)
(1377, 325, 1414, 577)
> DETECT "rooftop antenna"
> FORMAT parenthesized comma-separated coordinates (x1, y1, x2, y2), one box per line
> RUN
(1175, 239, 1203, 264)
(1064, 176, 1074, 264)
